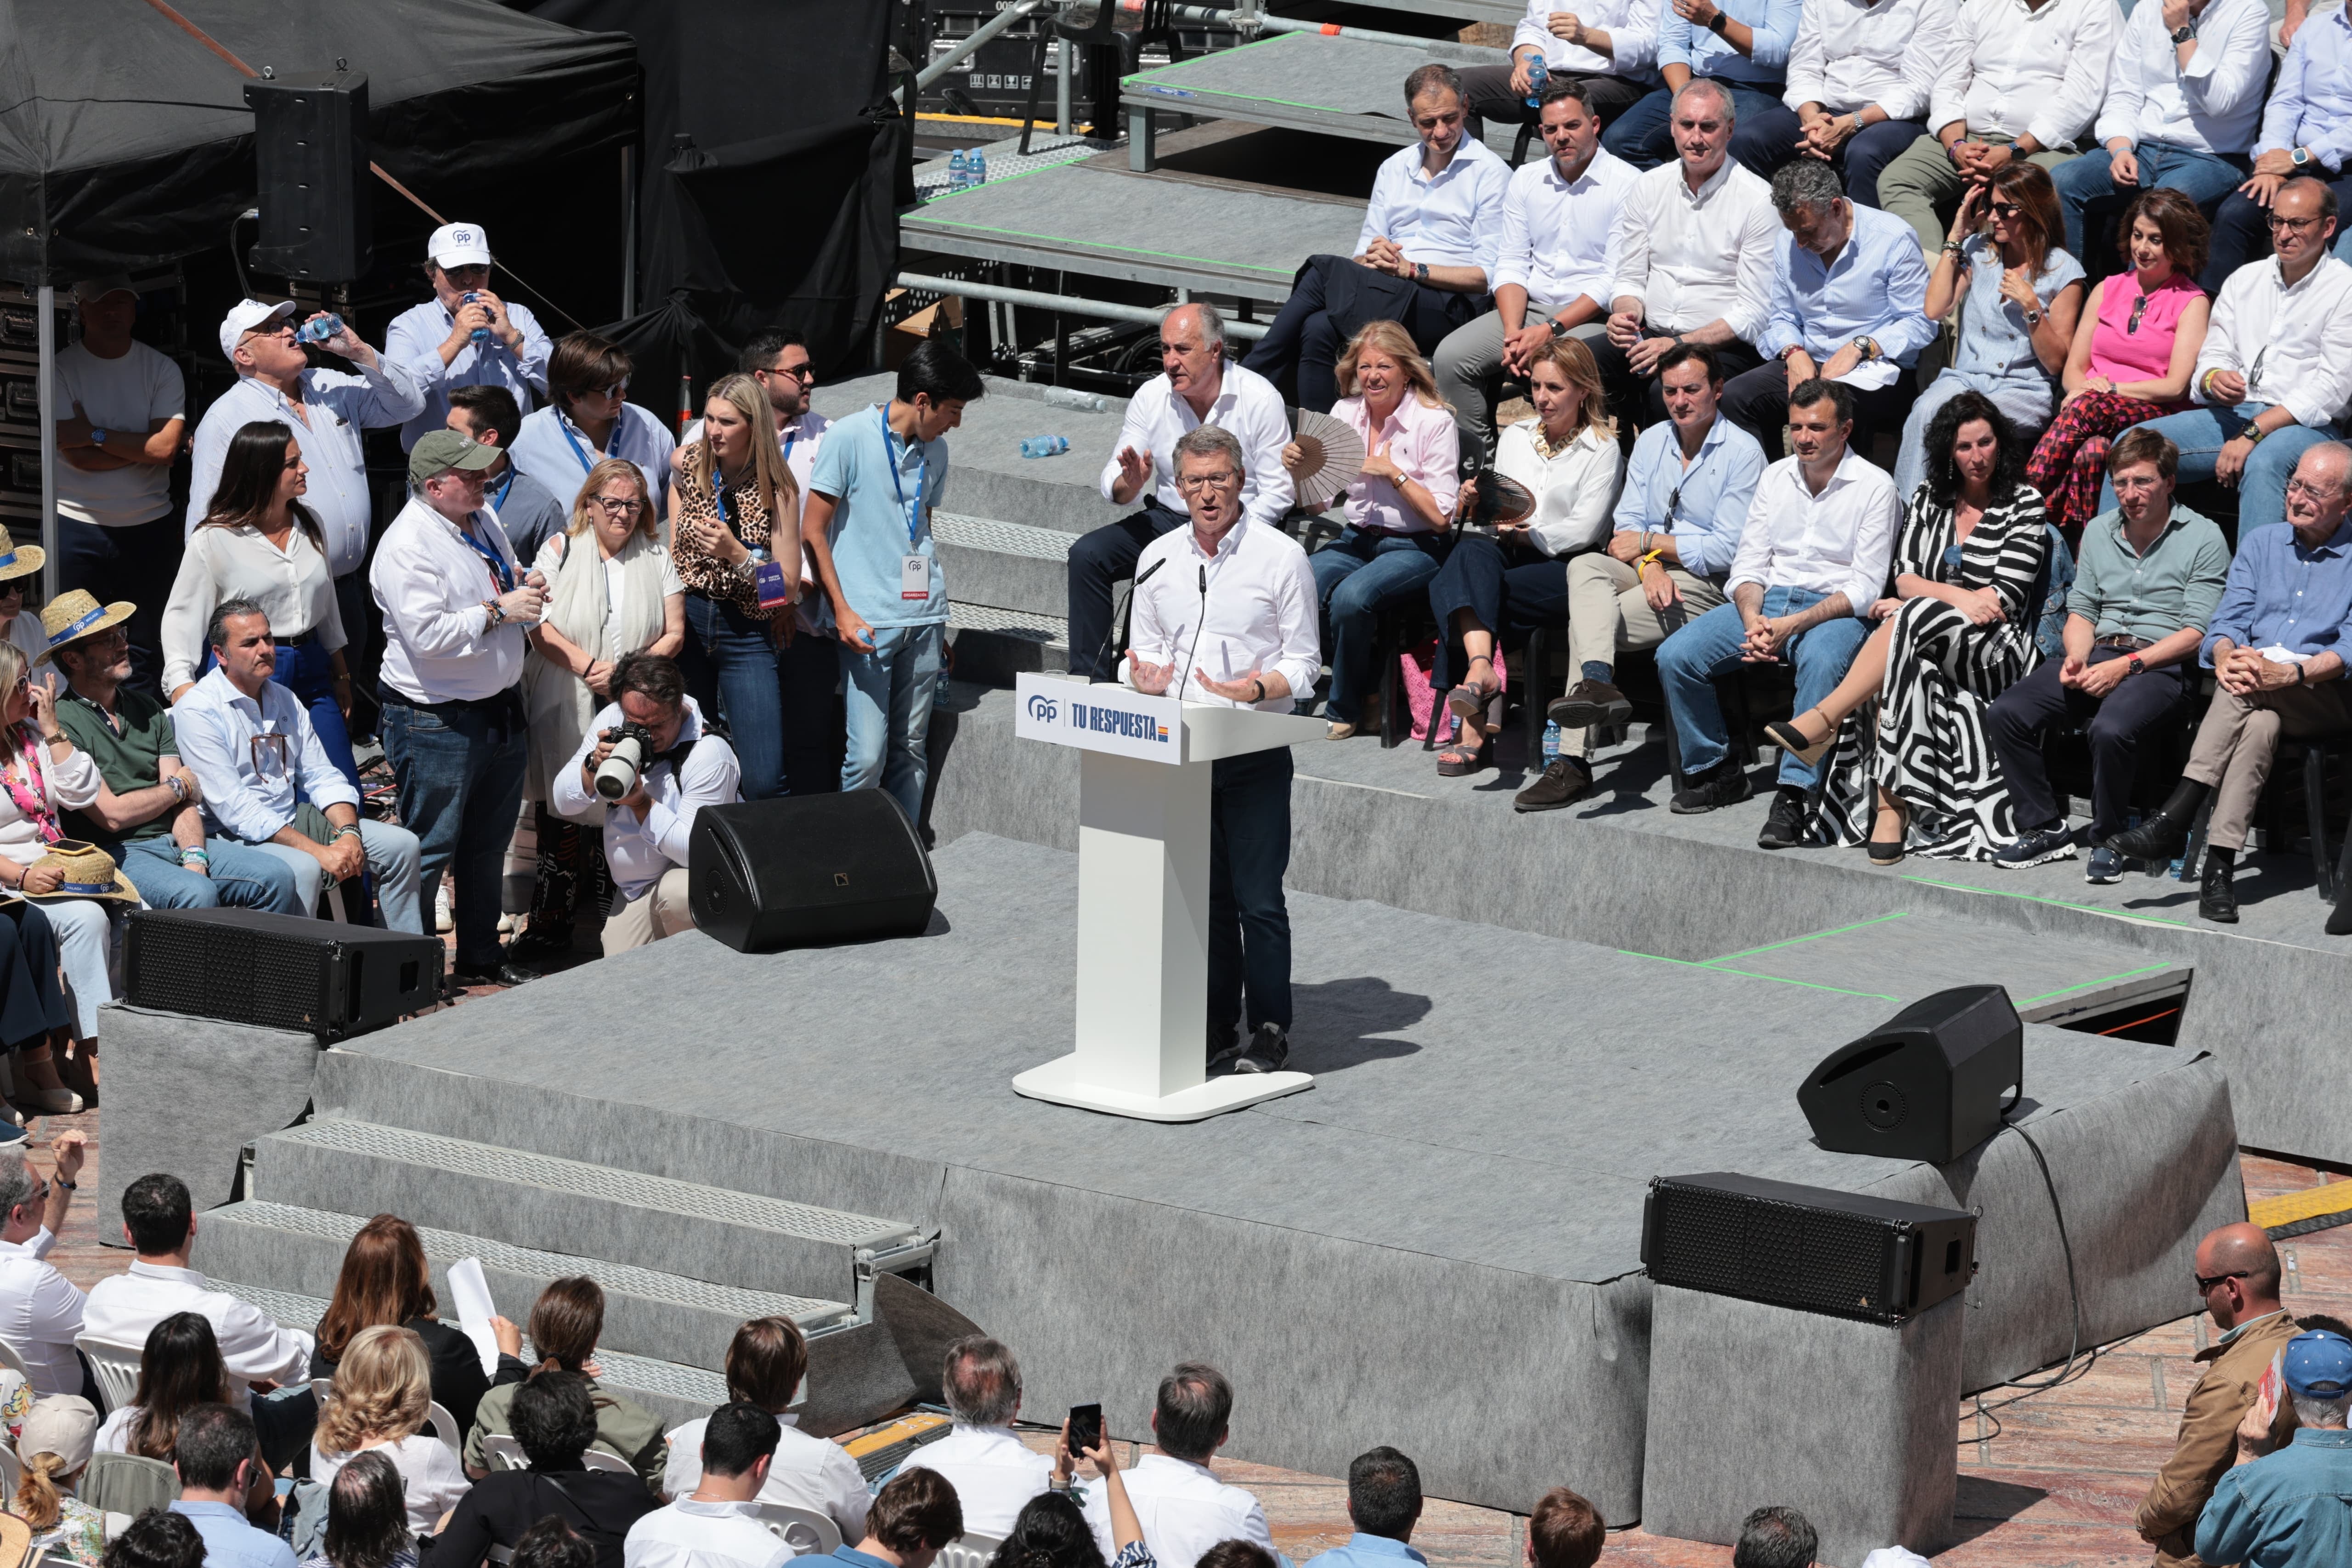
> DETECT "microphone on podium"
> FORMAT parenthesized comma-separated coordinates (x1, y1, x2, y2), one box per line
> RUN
(1089, 557, 1166, 684)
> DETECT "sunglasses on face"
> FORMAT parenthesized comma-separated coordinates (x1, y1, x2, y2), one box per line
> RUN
(1988, 201, 2023, 219)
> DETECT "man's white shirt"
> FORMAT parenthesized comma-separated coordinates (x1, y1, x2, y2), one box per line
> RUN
(1510, 0, 1661, 76)
(2092, 0, 2272, 154)
(1727, 449, 1902, 612)
(1080, 1455, 1278, 1568)
(1125, 519, 1321, 710)
(1097, 362, 1295, 528)
(1356, 139, 1513, 276)
(370, 495, 531, 704)
(623, 1499, 791, 1568)
(2194, 255, 2352, 430)
(0, 1228, 84, 1395)
(83, 1261, 312, 1404)
(895, 1423, 1054, 1540)
(1931, 0, 2115, 150)
(1493, 148, 1641, 311)
(1608, 159, 1778, 343)
(550, 696, 742, 902)
(173, 665, 361, 843)
(662, 1415, 869, 1542)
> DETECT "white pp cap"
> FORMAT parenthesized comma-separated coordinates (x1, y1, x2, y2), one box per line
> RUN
(217, 298, 297, 362)
(428, 222, 494, 270)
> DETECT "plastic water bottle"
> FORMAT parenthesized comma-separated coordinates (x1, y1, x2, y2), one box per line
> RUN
(1542, 720, 1561, 766)
(1524, 53, 1549, 109)
(1020, 435, 1069, 458)
(948, 148, 969, 192)
(970, 149, 988, 185)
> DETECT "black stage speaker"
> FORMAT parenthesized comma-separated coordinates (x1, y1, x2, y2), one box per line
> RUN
(124, 908, 442, 1041)
(689, 794, 938, 953)
(1642, 1172, 1978, 1324)
(244, 69, 373, 282)
(1799, 985, 2024, 1164)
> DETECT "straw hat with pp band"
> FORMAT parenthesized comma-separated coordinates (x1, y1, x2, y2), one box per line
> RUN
(33, 590, 133, 666)
(18, 841, 139, 906)
(0, 526, 44, 587)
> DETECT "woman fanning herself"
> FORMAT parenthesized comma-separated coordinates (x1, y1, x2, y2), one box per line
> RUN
(2026, 189, 2211, 538)
(1423, 336, 1620, 774)
(668, 374, 800, 798)
(1768, 392, 2048, 862)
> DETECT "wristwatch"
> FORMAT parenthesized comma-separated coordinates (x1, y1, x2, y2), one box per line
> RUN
(2128, 655, 2147, 677)
(2293, 147, 2313, 168)
(1707, 9, 1730, 32)
(87, 428, 107, 447)
(2169, 21, 2195, 42)
(2023, 306, 2044, 327)
(1852, 335, 1878, 361)
(1415, 261, 1430, 283)
(1549, 317, 1569, 338)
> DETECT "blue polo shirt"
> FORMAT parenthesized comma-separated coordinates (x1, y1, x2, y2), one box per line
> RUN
(831, 1546, 897, 1568)
(809, 402, 950, 630)
(170, 1500, 298, 1568)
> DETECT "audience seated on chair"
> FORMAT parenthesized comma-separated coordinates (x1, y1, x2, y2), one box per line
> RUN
(309, 1326, 469, 1537)
(1284, 1449, 1423, 1568)
(827, 1468, 962, 1568)
(1525, 1487, 1604, 1568)
(1522, 343, 1766, 811)
(296, 1449, 417, 1568)
(462, 1279, 662, 1488)
(662, 1318, 867, 1541)
(0, 1135, 92, 1397)
(168, 1404, 297, 1568)
(1456, 0, 1658, 142)
(2202, 11, 2352, 292)
(311, 1215, 524, 1438)
(435, 1371, 658, 1568)
(1077, 1364, 1276, 1568)
(2107, 443, 2352, 923)
(17, 1393, 107, 1566)
(1776, 0, 1950, 209)
(1986, 429, 2230, 880)
(893, 1336, 1049, 1540)
(1600, 0, 1803, 178)
(625, 1403, 790, 1568)
(95, 1312, 231, 1461)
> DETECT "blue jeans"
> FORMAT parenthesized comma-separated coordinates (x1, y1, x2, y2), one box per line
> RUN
(247, 821, 424, 934)
(1657, 589, 1872, 787)
(1312, 529, 1450, 725)
(1603, 80, 1802, 179)
(841, 623, 944, 826)
(379, 694, 528, 970)
(118, 835, 304, 914)
(680, 593, 788, 801)
(2050, 142, 2248, 269)
(2096, 403, 2337, 538)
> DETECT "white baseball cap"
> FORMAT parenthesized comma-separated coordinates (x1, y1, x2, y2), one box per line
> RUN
(428, 222, 494, 270)
(217, 299, 297, 362)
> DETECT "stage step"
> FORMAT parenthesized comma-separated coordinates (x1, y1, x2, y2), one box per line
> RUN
(815, 374, 1129, 536)
(1124, 33, 1517, 156)
(936, 512, 1073, 621)
(245, 1120, 925, 1307)
(192, 1200, 855, 1374)
(210, 1280, 725, 1433)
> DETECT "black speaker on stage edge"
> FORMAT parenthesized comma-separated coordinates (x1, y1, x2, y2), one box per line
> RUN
(124, 908, 443, 1041)
(689, 793, 939, 954)
(1799, 985, 2025, 1165)
(244, 68, 373, 283)
(1643, 1172, 1979, 1325)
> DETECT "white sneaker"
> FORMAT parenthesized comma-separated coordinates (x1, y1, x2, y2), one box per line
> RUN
(496, 913, 515, 935)
(434, 884, 454, 934)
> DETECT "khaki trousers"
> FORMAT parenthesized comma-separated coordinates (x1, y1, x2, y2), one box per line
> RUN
(1564, 554, 1727, 758)
(2182, 680, 2352, 851)
(601, 866, 694, 954)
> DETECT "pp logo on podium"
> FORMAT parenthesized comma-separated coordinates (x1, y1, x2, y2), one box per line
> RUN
(1026, 692, 1059, 724)
(1014, 673, 1184, 765)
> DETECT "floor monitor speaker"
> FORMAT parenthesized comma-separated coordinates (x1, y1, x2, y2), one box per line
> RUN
(123, 908, 442, 1040)
(690, 793, 938, 953)
(1798, 984, 2023, 1165)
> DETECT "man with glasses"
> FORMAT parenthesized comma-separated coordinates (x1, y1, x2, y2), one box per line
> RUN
(0, 1131, 92, 1397)
(2200, 9, 2352, 289)
(2102, 179, 2352, 542)
(510, 331, 677, 524)
(1125, 427, 1320, 1076)
(369, 431, 543, 983)
(385, 222, 552, 452)
(2135, 1221, 2300, 1568)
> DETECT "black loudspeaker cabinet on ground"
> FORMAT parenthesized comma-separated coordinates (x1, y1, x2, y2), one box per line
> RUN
(244, 69, 373, 283)
(1799, 984, 2025, 1165)
(689, 793, 939, 954)
(124, 908, 443, 1042)
(1642, 1171, 1979, 1325)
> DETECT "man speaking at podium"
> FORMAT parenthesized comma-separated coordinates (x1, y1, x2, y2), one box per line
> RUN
(1123, 426, 1322, 1076)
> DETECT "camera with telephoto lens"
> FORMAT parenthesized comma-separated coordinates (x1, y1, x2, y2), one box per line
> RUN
(594, 721, 657, 800)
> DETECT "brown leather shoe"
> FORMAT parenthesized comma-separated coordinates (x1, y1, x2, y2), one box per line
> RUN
(1514, 756, 1593, 812)
(1548, 679, 1632, 730)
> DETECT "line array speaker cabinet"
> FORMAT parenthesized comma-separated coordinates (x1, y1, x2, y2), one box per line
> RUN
(689, 793, 939, 954)
(124, 908, 443, 1041)
(244, 69, 373, 282)
(1799, 985, 2024, 1165)
(1642, 1172, 1978, 1324)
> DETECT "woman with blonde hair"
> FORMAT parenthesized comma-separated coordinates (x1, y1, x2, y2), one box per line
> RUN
(1424, 335, 1621, 774)
(461, 1277, 665, 1487)
(509, 459, 686, 956)
(309, 1325, 469, 1534)
(16, 1393, 106, 1565)
(669, 373, 802, 799)
(1283, 320, 1461, 739)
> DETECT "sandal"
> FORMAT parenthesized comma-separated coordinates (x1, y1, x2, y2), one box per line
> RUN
(1445, 654, 1501, 725)
(1867, 800, 1910, 865)
(1436, 731, 1490, 776)
(1765, 707, 1836, 769)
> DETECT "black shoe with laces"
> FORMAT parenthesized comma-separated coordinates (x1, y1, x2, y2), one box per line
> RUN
(1670, 759, 1753, 815)
(1756, 785, 1811, 850)
(1513, 756, 1593, 812)
(2199, 853, 2239, 924)
(1233, 1022, 1290, 1074)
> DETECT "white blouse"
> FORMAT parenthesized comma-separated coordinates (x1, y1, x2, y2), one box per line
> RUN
(0, 732, 101, 867)
(161, 522, 347, 694)
(1493, 419, 1625, 557)
(3, 613, 44, 669)
(311, 1432, 470, 1535)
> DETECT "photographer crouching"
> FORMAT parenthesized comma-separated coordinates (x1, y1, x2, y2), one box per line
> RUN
(549, 651, 741, 952)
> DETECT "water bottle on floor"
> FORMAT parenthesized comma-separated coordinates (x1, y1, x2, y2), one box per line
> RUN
(948, 148, 969, 192)
(1020, 435, 1069, 458)
(1525, 54, 1549, 109)
(1542, 720, 1561, 766)
(970, 149, 988, 185)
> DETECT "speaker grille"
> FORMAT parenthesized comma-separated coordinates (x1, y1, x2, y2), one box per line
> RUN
(129, 919, 337, 1031)
(1648, 1181, 1900, 1320)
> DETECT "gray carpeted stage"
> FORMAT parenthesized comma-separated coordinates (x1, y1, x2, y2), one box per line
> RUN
(322, 832, 2239, 1530)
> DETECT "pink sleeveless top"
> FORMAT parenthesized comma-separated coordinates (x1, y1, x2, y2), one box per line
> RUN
(2084, 272, 2202, 409)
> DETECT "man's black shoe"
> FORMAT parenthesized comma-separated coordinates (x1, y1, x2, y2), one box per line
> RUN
(1757, 786, 1810, 850)
(2199, 853, 2239, 925)
(1208, 1025, 1242, 1071)
(1514, 756, 1593, 812)
(1548, 679, 1633, 730)
(1233, 1022, 1290, 1074)
(2108, 809, 2197, 863)
(451, 960, 542, 990)
(1670, 759, 1753, 815)
(503, 925, 572, 965)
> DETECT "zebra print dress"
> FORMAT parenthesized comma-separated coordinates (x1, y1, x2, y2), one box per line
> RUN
(1806, 486, 2049, 858)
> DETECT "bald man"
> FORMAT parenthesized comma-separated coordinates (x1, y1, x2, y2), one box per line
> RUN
(2138, 1222, 2301, 1568)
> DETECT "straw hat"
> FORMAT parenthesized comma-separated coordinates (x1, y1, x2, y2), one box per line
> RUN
(20, 841, 139, 905)
(0, 526, 44, 586)
(33, 589, 133, 666)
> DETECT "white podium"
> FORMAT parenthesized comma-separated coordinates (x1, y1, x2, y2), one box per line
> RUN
(1010, 671, 1325, 1121)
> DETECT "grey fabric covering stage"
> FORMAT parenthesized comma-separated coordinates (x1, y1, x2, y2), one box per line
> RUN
(329, 832, 2239, 1523)
(97, 1005, 320, 1225)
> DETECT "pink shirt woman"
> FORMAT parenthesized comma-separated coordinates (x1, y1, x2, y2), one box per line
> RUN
(1336, 391, 1460, 533)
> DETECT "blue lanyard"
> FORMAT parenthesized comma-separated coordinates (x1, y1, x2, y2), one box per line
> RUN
(488, 467, 515, 512)
(457, 519, 514, 594)
(781, 430, 798, 468)
(558, 411, 621, 476)
(880, 411, 926, 548)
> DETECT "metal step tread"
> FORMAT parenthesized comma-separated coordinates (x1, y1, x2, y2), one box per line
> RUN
(935, 511, 1076, 561)
(269, 1121, 919, 1250)
(949, 602, 1068, 640)
(212, 1200, 854, 1332)
(215, 1281, 730, 1409)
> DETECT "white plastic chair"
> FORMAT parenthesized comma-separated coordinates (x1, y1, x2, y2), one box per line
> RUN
(934, 1535, 1001, 1568)
(481, 1433, 528, 1472)
(0, 1438, 21, 1496)
(423, 1401, 461, 1455)
(752, 1504, 842, 1558)
(72, 1337, 141, 1416)
(0, 1338, 32, 1383)
(578, 1449, 634, 1477)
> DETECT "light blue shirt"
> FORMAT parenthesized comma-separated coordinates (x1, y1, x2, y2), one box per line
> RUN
(172, 1500, 298, 1568)
(172, 665, 361, 844)
(1306, 1534, 1428, 1568)
(2256, 6, 2352, 175)
(1657, 0, 1804, 83)
(2201, 517, 2352, 665)
(384, 296, 553, 450)
(507, 402, 678, 523)
(1759, 202, 1936, 365)
(1611, 413, 1769, 582)
(2195, 1426, 2352, 1568)
(1946, 232, 2085, 387)
(1354, 137, 1513, 276)
(808, 402, 950, 629)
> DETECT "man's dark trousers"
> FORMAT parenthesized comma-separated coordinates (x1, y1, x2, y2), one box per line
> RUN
(1721, 360, 1913, 454)
(1986, 645, 2188, 841)
(1242, 255, 1485, 412)
(1067, 501, 1188, 681)
(1210, 747, 1293, 1045)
